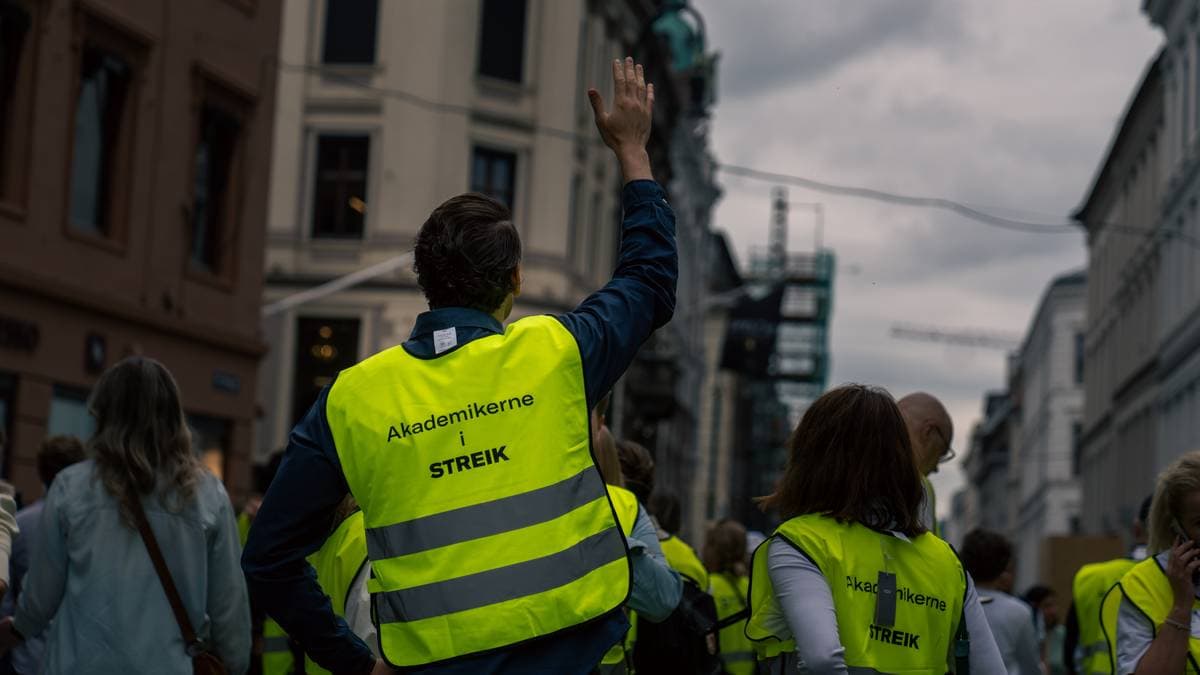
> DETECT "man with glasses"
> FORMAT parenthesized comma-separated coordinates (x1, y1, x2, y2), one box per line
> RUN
(898, 392, 955, 536)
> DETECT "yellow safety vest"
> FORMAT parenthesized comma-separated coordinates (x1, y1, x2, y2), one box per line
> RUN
(239, 512, 295, 675)
(921, 476, 940, 538)
(661, 534, 710, 590)
(711, 572, 754, 675)
(1073, 557, 1136, 674)
(601, 486, 642, 672)
(327, 315, 631, 668)
(1105, 556, 1200, 672)
(746, 515, 966, 673)
(304, 510, 369, 675)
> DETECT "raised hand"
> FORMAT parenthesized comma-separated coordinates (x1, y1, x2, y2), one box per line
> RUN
(587, 56, 654, 183)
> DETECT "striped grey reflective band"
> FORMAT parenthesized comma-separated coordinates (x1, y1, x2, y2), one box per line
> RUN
(366, 466, 607, 560)
(375, 527, 624, 623)
(759, 658, 885, 675)
(262, 636, 291, 652)
(1080, 641, 1109, 658)
(723, 651, 755, 662)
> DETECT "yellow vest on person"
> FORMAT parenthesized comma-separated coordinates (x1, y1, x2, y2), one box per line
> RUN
(1105, 556, 1200, 672)
(661, 534, 710, 590)
(327, 315, 631, 668)
(239, 512, 295, 675)
(746, 515, 966, 673)
(711, 572, 754, 675)
(303, 510, 369, 675)
(601, 486, 642, 671)
(1073, 557, 1137, 674)
(921, 476, 940, 538)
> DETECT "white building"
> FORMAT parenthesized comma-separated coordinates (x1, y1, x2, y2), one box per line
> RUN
(256, 0, 713, 458)
(1011, 271, 1087, 591)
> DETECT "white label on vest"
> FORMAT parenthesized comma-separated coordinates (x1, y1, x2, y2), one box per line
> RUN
(433, 327, 458, 354)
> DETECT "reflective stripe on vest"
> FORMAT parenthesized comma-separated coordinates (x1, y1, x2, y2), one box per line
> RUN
(711, 572, 754, 675)
(327, 315, 630, 667)
(305, 510, 369, 675)
(602, 486, 640, 667)
(746, 515, 965, 673)
(661, 535, 710, 590)
(1073, 557, 1136, 674)
(1111, 556, 1200, 673)
(261, 619, 294, 675)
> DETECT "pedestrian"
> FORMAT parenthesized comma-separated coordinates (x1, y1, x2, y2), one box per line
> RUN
(1063, 494, 1151, 674)
(746, 384, 1004, 672)
(591, 424, 682, 674)
(242, 56, 676, 675)
(304, 495, 375, 675)
(898, 392, 955, 535)
(1110, 451, 1200, 671)
(0, 357, 250, 673)
(237, 450, 294, 675)
(702, 518, 753, 675)
(1024, 585, 1064, 674)
(649, 490, 709, 590)
(962, 529, 1042, 674)
(2, 435, 84, 675)
(616, 439, 655, 505)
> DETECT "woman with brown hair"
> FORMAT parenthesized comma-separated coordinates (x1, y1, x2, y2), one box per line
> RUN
(703, 518, 753, 674)
(745, 384, 1003, 673)
(0, 357, 249, 673)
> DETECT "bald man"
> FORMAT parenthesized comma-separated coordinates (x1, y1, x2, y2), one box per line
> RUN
(898, 392, 955, 536)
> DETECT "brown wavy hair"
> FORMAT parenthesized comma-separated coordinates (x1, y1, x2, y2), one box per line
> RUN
(88, 357, 201, 526)
(703, 518, 748, 577)
(758, 384, 927, 537)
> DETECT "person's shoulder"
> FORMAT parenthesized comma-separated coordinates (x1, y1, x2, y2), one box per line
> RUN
(48, 460, 96, 494)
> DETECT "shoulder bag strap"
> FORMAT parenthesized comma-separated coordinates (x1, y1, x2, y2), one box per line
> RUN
(127, 494, 202, 651)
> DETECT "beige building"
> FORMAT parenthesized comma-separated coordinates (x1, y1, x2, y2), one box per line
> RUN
(0, 0, 281, 502)
(258, 0, 702, 456)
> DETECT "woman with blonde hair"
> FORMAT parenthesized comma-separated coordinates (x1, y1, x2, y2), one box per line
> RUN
(1112, 451, 1200, 673)
(0, 357, 249, 673)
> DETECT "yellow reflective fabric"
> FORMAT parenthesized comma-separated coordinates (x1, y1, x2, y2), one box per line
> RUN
(746, 536, 795, 662)
(328, 315, 630, 668)
(261, 618, 293, 675)
(304, 511, 369, 675)
(661, 535, 709, 590)
(711, 572, 754, 675)
(1111, 557, 1200, 673)
(237, 512, 252, 547)
(602, 486, 641, 668)
(921, 476, 940, 538)
(747, 515, 965, 673)
(1073, 557, 1136, 674)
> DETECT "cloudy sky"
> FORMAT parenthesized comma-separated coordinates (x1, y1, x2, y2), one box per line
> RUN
(690, 0, 1163, 514)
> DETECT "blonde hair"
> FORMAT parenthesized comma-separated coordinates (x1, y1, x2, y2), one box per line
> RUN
(1148, 451, 1200, 554)
(593, 426, 624, 488)
(88, 357, 201, 527)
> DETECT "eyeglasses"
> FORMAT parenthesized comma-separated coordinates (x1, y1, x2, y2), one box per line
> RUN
(932, 426, 956, 464)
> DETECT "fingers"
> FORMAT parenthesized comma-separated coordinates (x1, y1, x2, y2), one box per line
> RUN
(646, 82, 655, 114)
(635, 63, 646, 101)
(587, 88, 606, 120)
(624, 56, 636, 97)
(612, 59, 626, 97)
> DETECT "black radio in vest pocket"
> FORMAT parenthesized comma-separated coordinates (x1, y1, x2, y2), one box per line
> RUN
(874, 571, 897, 628)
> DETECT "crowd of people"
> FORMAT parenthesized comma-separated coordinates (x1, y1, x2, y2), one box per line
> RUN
(0, 55, 1192, 675)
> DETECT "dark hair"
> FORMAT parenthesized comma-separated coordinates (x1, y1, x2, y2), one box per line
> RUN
(38, 435, 86, 487)
(960, 529, 1014, 583)
(703, 518, 749, 577)
(758, 384, 927, 536)
(413, 193, 522, 313)
(649, 489, 682, 534)
(253, 449, 285, 495)
(1023, 584, 1055, 607)
(1138, 494, 1153, 525)
(616, 439, 655, 504)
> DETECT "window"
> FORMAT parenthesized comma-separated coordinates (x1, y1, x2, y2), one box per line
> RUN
(477, 0, 527, 82)
(190, 100, 244, 275)
(322, 0, 378, 64)
(470, 147, 516, 207)
(48, 385, 95, 441)
(312, 135, 369, 239)
(1071, 422, 1082, 476)
(291, 318, 360, 425)
(0, 1, 33, 207)
(68, 40, 135, 237)
(1074, 332, 1085, 385)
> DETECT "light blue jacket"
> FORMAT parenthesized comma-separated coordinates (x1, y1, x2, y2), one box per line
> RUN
(13, 460, 249, 674)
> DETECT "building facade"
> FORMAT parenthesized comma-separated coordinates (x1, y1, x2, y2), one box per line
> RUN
(0, 0, 281, 501)
(963, 391, 1014, 536)
(258, 0, 721, 502)
(1011, 271, 1086, 591)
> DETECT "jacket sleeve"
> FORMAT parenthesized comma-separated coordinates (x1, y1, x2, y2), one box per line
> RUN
(626, 505, 683, 623)
(241, 387, 376, 675)
(12, 478, 67, 639)
(556, 180, 678, 408)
